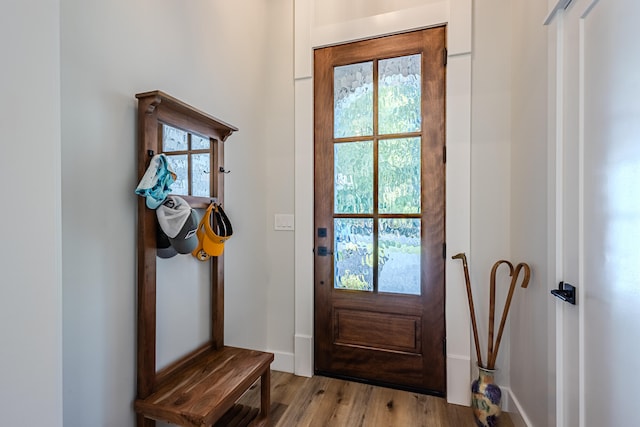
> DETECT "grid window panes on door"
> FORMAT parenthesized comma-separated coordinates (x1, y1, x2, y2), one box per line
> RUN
(333, 54, 422, 295)
(161, 124, 212, 197)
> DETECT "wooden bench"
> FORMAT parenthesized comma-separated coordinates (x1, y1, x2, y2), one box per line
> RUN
(135, 346, 273, 427)
(135, 91, 273, 427)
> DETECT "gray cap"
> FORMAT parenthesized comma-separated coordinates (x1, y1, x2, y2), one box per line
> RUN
(156, 226, 178, 259)
(156, 195, 199, 254)
(168, 209, 199, 254)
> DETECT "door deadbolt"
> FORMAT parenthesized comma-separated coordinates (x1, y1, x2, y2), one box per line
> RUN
(316, 246, 333, 256)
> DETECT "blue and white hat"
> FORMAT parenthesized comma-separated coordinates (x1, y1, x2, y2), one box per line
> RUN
(135, 154, 176, 209)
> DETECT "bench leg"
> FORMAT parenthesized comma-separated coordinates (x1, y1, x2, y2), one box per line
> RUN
(256, 368, 270, 426)
(137, 414, 155, 427)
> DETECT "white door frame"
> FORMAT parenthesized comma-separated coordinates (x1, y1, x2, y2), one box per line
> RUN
(546, 3, 573, 424)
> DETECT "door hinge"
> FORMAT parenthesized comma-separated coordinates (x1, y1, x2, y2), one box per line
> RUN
(443, 338, 447, 356)
(443, 145, 446, 164)
(443, 48, 448, 66)
(442, 242, 446, 259)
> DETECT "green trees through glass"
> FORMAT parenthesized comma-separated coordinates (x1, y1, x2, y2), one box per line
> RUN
(379, 54, 421, 135)
(334, 62, 373, 138)
(333, 55, 421, 139)
(332, 54, 423, 295)
(379, 138, 421, 214)
(334, 141, 373, 214)
(378, 218, 421, 295)
(334, 218, 373, 291)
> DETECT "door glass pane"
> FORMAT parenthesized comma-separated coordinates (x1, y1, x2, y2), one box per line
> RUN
(165, 154, 188, 195)
(334, 141, 373, 214)
(191, 153, 210, 197)
(379, 138, 421, 214)
(334, 62, 373, 138)
(378, 54, 421, 135)
(379, 218, 421, 295)
(162, 124, 188, 152)
(334, 218, 373, 292)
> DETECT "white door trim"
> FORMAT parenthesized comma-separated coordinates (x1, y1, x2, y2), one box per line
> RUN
(578, 8, 586, 425)
(545, 0, 574, 25)
(577, 3, 599, 425)
(545, 1, 569, 422)
(554, 10, 567, 425)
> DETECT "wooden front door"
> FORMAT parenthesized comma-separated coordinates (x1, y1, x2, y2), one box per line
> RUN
(314, 27, 446, 395)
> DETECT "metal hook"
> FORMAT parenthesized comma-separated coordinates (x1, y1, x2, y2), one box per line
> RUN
(147, 150, 155, 157)
(219, 166, 231, 174)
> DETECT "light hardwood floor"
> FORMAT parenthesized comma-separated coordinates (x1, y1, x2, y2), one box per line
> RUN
(237, 371, 514, 427)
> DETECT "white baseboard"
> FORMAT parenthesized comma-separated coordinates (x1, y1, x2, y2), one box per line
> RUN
(270, 350, 295, 373)
(447, 354, 471, 406)
(504, 387, 532, 427)
(294, 334, 313, 377)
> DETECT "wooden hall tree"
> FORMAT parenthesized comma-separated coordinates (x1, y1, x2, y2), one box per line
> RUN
(134, 91, 273, 427)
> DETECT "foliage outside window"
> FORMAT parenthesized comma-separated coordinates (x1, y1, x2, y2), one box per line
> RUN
(332, 54, 423, 295)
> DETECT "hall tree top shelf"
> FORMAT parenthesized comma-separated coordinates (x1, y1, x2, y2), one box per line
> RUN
(134, 91, 273, 427)
(136, 90, 238, 140)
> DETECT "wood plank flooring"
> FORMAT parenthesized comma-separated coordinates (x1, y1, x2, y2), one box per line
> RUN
(237, 370, 515, 427)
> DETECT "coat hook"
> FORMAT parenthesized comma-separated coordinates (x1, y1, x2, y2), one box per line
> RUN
(219, 166, 231, 174)
(147, 150, 155, 157)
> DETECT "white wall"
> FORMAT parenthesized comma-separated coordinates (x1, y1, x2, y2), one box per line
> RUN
(509, 1, 554, 426)
(470, 0, 513, 385)
(0, 2, 63, 426)
(314, 0, 441, 26)
(60, 0, 290, 425)
(263, 0, 296, 372)
(471, 2, 557, 424)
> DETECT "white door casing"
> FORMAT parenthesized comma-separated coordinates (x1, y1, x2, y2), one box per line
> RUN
(548, 0, 640, 425)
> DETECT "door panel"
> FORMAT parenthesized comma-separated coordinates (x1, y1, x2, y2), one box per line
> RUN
(581, 0, 640, 424)
(314, 27, 446, 394)
(333, 308, 421, 353)
(554, 0, 640, 424)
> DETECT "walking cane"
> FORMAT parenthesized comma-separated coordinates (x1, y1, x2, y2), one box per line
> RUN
(487, 262, 531, 369)
(487, 260, 514, 370)
(452, 253, 484, 368)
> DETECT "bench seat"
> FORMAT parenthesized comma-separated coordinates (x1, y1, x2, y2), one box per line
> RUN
(135, 346, 273, 427)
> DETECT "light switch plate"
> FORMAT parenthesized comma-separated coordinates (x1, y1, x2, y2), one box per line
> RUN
(274, 214, 295, 231)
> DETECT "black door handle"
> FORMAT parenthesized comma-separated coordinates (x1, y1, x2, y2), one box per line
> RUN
(551, 282, 576, 305)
